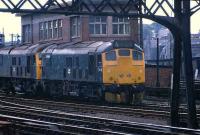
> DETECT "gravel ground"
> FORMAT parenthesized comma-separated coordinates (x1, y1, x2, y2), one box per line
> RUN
(58, 107, 169, 125)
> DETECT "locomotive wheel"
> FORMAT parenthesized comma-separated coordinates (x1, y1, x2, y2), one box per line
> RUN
(132, 92, 144, 105)
(8, 82, 15, 96)
(120, 92, 127, 104)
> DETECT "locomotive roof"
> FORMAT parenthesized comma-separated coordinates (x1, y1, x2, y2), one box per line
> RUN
(0, 43, 53, 55)
(0, 40, 142, 55)
(0, 46, 14, 54)
(42, 40, 143, 55)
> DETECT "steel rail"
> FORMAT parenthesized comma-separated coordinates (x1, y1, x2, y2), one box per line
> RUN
(0, 104, 199, 135)
(0, 95, 197, 117)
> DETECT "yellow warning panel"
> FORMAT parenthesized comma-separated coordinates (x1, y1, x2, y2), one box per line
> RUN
(35, 53, 42, 80)
(102, 49, 145, 85)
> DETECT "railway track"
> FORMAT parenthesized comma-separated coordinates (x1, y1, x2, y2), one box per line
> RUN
(0, 100, 199, 135)
(0, 95, 171, 117)
(0, 95, 198, 122)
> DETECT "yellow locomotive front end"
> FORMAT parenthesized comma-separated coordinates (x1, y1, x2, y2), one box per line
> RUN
(102, 47, 145, 104)
(102, 49, 145, 85)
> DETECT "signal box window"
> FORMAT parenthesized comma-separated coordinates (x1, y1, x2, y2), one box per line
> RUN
(39, 19, 63, 41)
(48, 21, 53, 39)
(71, 16, 80, 38)
(89, 16, 107, 35)
(44, 22, 48, 40)
(58, 19, 63, 38)
(53, 20, 58, 38)
(133, 51, 143, 60)
(106, 51, 116, 61)
(22, 24, 31, 43)
(112, 17, 130, 35)
(39, 22, 44, 40)
(119, 50, 130, 56)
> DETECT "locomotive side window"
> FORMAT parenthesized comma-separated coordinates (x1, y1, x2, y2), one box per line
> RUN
(20, 67, 23, 76)
(106, 51, 116, 61)
(10, 67, 12, 76)
(12, 57, 16, 65)
(132, 51, 143, 60)
(66, 57, 72, 67)
(18, 57, 21, 66)
(63, 68, 66, 78)
(16, 67, 19, 76)
(27, 56, 31, 65)
(0, 55, 3, 65)
(118, 50, 130, 56)
(76, 57, 79, 67)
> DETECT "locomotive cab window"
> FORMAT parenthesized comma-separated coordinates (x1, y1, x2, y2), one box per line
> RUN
(132, 51, 143, 60)
(118, 50, 130, 56)
(106, 51, 116, 61)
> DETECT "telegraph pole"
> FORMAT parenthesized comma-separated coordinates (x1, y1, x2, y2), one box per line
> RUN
(156, 37, 160, 87)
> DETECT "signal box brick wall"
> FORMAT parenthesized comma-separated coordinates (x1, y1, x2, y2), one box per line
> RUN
(21, 14, 139, 44)
(145, 65, 172, 88)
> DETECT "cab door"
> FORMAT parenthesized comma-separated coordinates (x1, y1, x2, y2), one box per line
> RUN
(88, 53, 97, 81)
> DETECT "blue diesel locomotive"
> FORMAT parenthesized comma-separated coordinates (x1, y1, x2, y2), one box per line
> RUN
(0, 40, 145, 103)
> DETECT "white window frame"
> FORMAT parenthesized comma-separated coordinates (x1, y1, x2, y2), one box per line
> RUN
(39, 22, 44, 41)
(48, 21, 53, 39)
(58, 19, 63, 38)
(39, 19, 63, 41)
(112, 17, 130, 35)
(89, 16, 107, 35)
(53, 20, 58, 39)
(23, 24, 31, 43)
(71, 16, 80, 38)
(44, 21, 48, 40)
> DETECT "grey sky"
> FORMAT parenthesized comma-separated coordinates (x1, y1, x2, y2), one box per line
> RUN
(0, 11, 200, 41)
